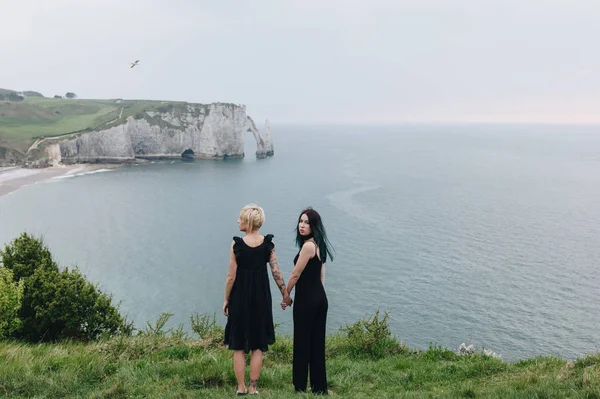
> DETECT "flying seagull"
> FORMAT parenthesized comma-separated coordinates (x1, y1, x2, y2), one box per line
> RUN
(130, 60, 140, 68)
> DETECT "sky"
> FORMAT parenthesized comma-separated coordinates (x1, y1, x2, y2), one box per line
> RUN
(1, 0, 599, 124)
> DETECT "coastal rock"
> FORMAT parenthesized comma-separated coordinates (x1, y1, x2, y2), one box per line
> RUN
(457, 343, 501, 359)
(60, 123, 135, 163)
(264, 119, 274, 156)
(55, 103, 272, 164)
(45, 144, 62, 166)
(457, 343, 476, 355)
(0, 147, 23, 166)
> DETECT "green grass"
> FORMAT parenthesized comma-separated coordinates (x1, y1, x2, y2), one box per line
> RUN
(0, 95, 242, 159)
(0, 98, 120, 153)
(1, 336, 599, 398)
(0, 98, 160, 152)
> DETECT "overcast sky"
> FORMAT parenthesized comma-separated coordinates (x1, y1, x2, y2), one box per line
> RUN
(2, 0, 599, 124)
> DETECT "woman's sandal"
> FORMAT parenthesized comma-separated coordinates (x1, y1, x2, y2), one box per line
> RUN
(249, 379, 259, 395)
(236, 390, 248, 396)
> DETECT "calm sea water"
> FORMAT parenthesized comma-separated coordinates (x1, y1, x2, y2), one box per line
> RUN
(1, 124, 599, 361)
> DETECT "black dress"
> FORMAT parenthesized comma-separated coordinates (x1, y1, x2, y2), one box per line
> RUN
(292, 245, 328, 394)
(224, 234, 276, 353)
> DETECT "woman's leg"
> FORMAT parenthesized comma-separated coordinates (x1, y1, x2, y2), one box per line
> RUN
(233, 350, 247, 393)
(249, 349, 263, 394)
(293, 307, 311, 392)
(309, 300, 328, 394)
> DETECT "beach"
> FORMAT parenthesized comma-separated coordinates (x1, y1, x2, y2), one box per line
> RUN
(0, 164, 117, 197)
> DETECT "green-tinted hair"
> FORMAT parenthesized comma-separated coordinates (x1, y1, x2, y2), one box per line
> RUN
(295, 207, 334, 263)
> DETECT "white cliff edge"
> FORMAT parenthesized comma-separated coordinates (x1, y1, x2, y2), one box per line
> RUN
(41, 103, 273, 164)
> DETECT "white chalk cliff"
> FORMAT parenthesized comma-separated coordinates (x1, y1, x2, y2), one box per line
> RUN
(54, 103, 273, 163)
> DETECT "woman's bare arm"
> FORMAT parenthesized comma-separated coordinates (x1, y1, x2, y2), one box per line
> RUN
(223, 241, 237, 315)
(269, 248, 288, 298)
(286, 241, 316, 295)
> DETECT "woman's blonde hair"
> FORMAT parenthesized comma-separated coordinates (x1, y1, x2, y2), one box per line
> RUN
(239, 203, 265, 232)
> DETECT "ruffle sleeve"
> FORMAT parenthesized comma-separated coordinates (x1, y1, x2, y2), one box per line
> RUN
(232, 236, 244, 258)
(264, 234, 275, 256)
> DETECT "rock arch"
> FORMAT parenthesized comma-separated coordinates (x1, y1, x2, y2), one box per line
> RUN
(245, 117, 274, 159)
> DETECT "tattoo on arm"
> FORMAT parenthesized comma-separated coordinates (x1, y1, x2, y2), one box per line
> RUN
(278, 282, 287, 295)
(269, 250, 278, 271)
(269, 250, 288, 295)
(273, 270, 287, 295)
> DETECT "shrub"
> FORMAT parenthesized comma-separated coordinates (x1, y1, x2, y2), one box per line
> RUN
(0, 233, 56, 282)
(141, 312, 186, 339)
(0, 233, 132, 341)
(424, 343, 458, 361)
(0, 268, 24, 339)
(21, 265, 132, 341)
(190, 312, 224, 345)
(336, 309, 404, 359)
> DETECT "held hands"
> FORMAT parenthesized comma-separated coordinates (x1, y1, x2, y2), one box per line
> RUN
(280, 295, 293, 310)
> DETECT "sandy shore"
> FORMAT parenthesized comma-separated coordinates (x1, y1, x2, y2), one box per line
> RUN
(0, 164, 118, 197)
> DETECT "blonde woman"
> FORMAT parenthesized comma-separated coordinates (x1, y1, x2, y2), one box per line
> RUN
(223, 204, 290, 396)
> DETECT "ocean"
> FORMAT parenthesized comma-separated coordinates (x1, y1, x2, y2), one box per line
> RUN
(1, 124, 599, 361)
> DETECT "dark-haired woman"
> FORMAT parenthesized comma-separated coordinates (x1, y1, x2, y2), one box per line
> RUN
(282, 207, 334, 395)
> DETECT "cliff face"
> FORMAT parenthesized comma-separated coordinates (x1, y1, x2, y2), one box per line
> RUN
(0, 147, 23, 166)
(55, 103, 273, 164)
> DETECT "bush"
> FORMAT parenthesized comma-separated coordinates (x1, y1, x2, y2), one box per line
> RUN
(22, 266, 132, 341)
(0, 233, 132, 342)
(0, 233, 56, 281)
(0, 268, 24, 339)
(141, 312, 186, 339)
(336, 310, 404, 359)
(190, 312, 224, 345)
(423, 343, 458, 361)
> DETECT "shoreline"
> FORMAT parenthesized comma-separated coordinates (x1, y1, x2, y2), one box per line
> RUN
(0, 164, 120, 197)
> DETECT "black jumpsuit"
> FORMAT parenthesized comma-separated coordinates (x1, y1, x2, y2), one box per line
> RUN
(292, 246, 328, 394)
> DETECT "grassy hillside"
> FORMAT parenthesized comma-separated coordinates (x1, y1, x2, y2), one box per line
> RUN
(0, 97, 119, 155)
(0, 95, 229, 163)
(0, 92, 246, 167)
(1, 334, 599, 398)
(0, 231, 598, 398)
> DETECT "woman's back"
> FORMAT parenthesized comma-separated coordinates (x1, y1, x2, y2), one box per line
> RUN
(293, 246, 326, 307)
(224, 234, 275, 353)
(235, 235, 273, 272)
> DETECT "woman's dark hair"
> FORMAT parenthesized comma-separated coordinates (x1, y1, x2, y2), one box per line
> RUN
(295, 207, 334, 263)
